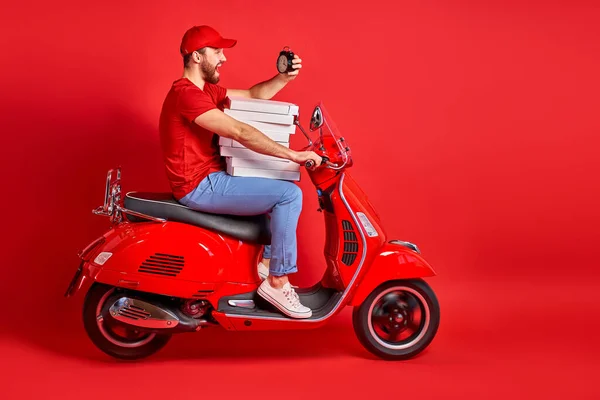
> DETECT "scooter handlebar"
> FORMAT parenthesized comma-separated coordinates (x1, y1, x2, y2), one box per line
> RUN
(305, 156, 329, 169)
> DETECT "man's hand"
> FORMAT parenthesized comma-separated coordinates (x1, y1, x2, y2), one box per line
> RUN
(281, 54, 302, 82)
(229, 52, 303, 99)
(290, 150, 322, 170)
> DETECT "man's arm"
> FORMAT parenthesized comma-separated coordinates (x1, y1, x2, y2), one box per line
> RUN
(226, 54, 302, 100)
(227, 74, 287, 100)
(194, 109, 320, 166)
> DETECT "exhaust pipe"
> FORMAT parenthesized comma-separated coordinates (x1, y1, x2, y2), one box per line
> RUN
(107, 296, 212, 333)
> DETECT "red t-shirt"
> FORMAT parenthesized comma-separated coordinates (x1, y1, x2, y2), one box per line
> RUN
(158, 78, 228, 200)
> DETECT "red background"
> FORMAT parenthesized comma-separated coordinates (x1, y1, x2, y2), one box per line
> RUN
(1, 0, 599, 398)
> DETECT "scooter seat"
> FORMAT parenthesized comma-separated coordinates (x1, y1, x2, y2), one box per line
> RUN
(124, 192, 271, 245)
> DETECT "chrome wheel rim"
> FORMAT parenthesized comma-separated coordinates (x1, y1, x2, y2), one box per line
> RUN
(367, 286, 430, 350)
(96, 289, 156, 348)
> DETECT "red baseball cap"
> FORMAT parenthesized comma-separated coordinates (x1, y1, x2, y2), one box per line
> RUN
(180, 25, 237, 55)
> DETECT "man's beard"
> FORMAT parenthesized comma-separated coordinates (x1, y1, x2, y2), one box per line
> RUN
(201, 60, 219, 84)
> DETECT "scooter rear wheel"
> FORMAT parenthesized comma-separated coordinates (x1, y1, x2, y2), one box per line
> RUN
(83, 283, 172, 360)
(352, 279, 440, 360)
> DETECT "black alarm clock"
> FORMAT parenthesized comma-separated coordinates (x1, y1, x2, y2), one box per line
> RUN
(276, 46, 295, 73)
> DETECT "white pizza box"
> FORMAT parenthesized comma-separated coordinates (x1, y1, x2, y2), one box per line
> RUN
(219, 146, 291, 163)
(225, 96, 299, 116)
(219, 137, 289, 149)
(225, 109, 294, 125)
(226, 163, 300, 182)
(227, 117, 296, 134)
(226, 157, 300, 172)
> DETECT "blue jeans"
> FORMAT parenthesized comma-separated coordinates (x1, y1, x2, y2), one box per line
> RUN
(178, 171, 302, 276)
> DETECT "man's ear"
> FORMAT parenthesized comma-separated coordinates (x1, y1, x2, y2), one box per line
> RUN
(193, 51, 202, 63)
(193, 47, 208, 63)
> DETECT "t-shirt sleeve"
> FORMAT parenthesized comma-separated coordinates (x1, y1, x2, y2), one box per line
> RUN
(205, 83, 228, 109)
(177, 87, 219, 123)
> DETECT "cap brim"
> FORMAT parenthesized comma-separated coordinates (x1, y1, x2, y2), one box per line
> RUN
(214, 38, 237, 48)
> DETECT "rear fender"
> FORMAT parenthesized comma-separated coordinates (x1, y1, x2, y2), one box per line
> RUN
(348, 241, 436, 306)
(64, 260, 104, 297)
(64, 233, 108, 297)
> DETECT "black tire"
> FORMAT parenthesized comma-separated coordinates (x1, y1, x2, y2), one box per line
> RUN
(352, 279, 440, 360)
(82, 283, 172, 360)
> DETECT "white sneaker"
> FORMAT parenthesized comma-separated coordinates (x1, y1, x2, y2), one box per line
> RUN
(257, 263, 299, 288)
(258, 262, 269, 280)
(257, 279, 312, 319)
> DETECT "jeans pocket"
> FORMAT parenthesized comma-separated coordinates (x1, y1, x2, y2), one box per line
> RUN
(201, 175, 213, 193)
(207, 171, 225, 193)
(206, 172, 216, 192)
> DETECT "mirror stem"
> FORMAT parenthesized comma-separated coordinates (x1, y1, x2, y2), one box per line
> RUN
(294, 119, 313, 146)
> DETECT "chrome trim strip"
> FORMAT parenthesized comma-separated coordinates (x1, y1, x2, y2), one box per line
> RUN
(389, 240, 421, 255)
(228, 300, 256, 309)
(118, 205, 167, 223)
(223, 172, 368, 322)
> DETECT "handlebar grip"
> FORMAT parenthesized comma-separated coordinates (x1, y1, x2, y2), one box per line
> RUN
(305, 160, 315, 168)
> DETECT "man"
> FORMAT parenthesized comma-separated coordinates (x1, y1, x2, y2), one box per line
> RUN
(158, 25, 322, 319)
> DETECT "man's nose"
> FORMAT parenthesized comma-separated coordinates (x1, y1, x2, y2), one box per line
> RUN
(221, 54, 227, 62)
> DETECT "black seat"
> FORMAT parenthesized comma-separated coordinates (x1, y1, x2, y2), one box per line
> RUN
(124, 192, 271, 245)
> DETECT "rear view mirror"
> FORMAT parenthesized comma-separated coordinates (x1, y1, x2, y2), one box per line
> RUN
(310, 106, 323, 131)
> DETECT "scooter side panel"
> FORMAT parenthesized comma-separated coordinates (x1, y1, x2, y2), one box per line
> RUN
(81, 221, 263, 299)
(347, 242, 436, 306)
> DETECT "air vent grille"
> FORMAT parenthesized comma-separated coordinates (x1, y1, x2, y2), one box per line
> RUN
(341, 220, 359, 266)
(138, 253, 184, 277)
(118, 304, 151, 320)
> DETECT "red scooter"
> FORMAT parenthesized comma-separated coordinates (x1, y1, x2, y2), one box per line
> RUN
(65, 102, 440, 361)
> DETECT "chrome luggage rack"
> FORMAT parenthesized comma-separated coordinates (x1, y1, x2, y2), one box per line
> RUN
(92, 167, 166, 224)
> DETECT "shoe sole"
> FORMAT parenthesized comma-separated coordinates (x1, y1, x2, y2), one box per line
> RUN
(257, 287, 312, 319)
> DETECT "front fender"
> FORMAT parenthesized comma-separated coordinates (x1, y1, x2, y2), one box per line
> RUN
(348, 241, 436, 306)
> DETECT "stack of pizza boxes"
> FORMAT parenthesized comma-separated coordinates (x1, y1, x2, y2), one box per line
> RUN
(219, 96, 301, 181)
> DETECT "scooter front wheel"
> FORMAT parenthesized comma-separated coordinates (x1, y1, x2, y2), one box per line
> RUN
(352, 279, 440, 360)
(82, 283, 172, 360)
